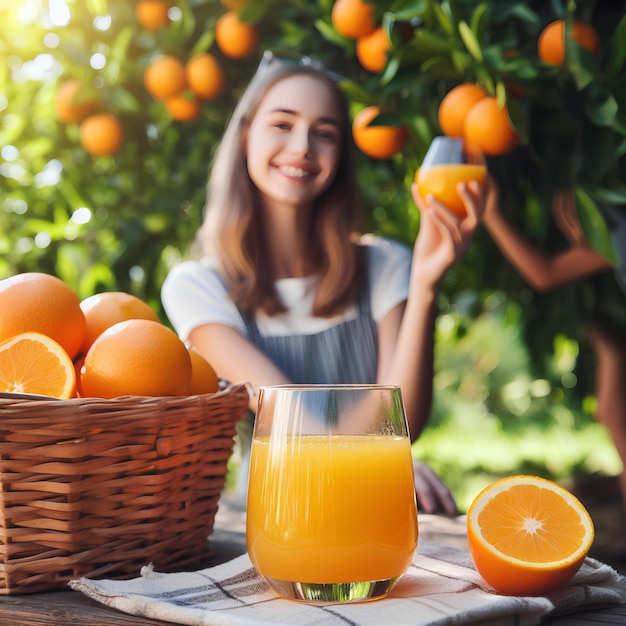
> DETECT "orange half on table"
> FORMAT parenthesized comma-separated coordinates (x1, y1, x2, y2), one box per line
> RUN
(467, 474, 594, 596)
(0, 331, 76, 399)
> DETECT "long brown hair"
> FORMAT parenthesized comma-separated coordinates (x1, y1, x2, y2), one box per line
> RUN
(195, 53, 365, 317)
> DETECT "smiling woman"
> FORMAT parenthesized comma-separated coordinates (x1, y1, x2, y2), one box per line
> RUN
(161, 51, 484, 516)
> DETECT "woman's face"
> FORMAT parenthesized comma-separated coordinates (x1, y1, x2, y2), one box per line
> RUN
(244, 73, 344, 213)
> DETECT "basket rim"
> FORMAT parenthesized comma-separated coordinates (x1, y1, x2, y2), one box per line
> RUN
(0, 380, 253, 407)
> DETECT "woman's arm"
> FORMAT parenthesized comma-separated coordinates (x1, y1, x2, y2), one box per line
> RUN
(377, 181, 484, 440)
(483, 180, 612, 292)
(189, 323, 290, 411)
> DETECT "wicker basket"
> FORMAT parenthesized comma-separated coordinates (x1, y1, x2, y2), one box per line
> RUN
(0, 382, 250, 594)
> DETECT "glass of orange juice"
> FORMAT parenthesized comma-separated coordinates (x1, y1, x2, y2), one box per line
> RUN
(415, 136, 486, 216)
(247, 384, 418, 604)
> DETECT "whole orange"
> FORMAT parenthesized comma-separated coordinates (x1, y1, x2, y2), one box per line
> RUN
(80, 319, 191, 398)
(352, 105, 408, 160)
(538, 19, 599, 65)
(331, 0, 376, 40)
(164, 94, 202, 121)
(135, 0, 170, 32)
(356, 26, 391, 73)
(144, 54, 186, 100)
(185, 53, 224, 100)
(215, 11, 259, 59)
(79, 113, 124, 156)
(0, 272, 86, 360)
(463, 97, 519, 157)
(438, 83, 487, 138)
(80, 291, 160, 354)
(55, 79, 99, 124)
(188, 349, 220, 395)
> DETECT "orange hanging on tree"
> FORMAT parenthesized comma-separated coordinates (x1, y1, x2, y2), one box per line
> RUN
(331, 0, 376, 40)
(55, 79, 99, 124)
(538, 19, 599, 65)
(438, 83, 487, 138)
(135, 0, 171, 32)
(143, 54, 187, 100)
(79, 113, 124, 157)
(352, 106, 408, 160)
(185, 53, 224, 100)
(463, 97, 519, 157)
(356, 26, 391, 73)
(215, 11, 259, 59)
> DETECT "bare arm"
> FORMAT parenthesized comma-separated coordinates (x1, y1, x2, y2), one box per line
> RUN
(483, 180, 612, 292)
(188, 323, 290, 411)
(378, 181, 484, 440)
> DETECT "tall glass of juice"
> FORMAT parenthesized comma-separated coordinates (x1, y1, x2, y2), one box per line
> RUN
(247, 384, 418, 604)
(415, 136, 486, 216)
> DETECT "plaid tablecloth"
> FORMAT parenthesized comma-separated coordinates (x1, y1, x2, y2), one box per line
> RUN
(70, 540, 626, 626)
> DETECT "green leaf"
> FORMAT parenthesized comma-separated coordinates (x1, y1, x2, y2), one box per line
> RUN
(584, 184, 626, 206)
(409, 27, 454, 55)
(575, 188, 620, 265)
(381, 53, 401, 85)
(433, 2, 453, 35)
(458, 21, 483, 63)
(315, 18, 353, 47)
(420, 55, 458, 77)
(240, 0, 276, 23)
(506, 97, 528, 144)
(107, 86, 141, 114)
(584, 92, 618, 128)
(388, 1, 429, 22)
(607, 13, 626, 77)
(565, 23, 598, 91)
(451, 50, 472, 74)
(469, 2, 489, 43)
(190, 28, 216, 56)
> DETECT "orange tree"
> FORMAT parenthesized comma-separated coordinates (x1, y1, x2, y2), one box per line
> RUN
(1, 1, 625, 487)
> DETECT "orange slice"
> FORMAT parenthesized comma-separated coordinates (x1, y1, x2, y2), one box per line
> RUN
(0, 332, 76, 399)
(467, 474, 594, 596)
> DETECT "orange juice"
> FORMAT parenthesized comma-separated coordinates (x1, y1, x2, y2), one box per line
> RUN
(415, 163, 487, 215)
(247, 434, 418, 584)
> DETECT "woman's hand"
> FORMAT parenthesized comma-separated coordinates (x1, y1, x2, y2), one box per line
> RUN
(410, 180, 483, 288)
(413, 461, 459, 516)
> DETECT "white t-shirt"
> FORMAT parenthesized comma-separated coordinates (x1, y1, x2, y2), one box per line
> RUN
(161, 234, 412, 344)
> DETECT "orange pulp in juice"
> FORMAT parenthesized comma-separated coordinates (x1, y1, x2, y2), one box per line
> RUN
(247, 435, 418, 583)
(415, 163, 487, 215)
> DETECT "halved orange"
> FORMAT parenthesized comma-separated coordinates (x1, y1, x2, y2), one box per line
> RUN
(0, 332, 76, 399)
(467, 474, 594, 596)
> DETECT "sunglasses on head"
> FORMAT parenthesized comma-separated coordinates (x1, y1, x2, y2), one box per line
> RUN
(256, 49, 344, 83)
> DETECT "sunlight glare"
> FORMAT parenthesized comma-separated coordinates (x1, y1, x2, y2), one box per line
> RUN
(1, 145, 19, 162)
(49, 0, 70, 27)
(90, 52, 106, 70)
(34, 231, 52, 249)
(34, 159, 63, 188)
(71, 207, 92, 225)
(94, 15, 111, 31)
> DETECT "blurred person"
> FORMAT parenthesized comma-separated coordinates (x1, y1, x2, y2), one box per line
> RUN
(483, 180, 626, 506)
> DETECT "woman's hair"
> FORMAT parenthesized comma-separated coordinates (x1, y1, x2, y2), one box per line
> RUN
(195, 53, 365, 317)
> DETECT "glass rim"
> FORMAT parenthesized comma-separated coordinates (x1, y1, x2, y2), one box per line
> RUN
(259, 384, 401, 391)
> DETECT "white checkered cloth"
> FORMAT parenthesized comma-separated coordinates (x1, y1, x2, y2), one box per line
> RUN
(70, 540, 626, 626)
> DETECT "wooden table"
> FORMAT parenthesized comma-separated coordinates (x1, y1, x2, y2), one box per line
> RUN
(1, 498, 624, 625)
